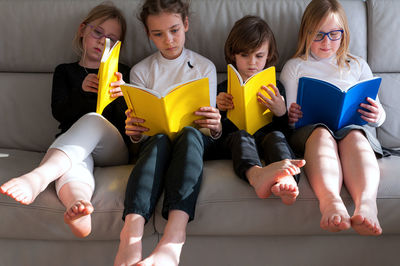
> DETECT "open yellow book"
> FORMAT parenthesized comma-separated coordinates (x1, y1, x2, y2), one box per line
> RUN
(96, 38, 121, 114)
(121, 78, 210, 139)
(227, 64, 276, 135)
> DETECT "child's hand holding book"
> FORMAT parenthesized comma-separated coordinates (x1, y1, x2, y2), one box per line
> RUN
(257, 83, 286, 117)
(194, 106, 222, 138)
(288, 103, 303, 125)
(358, 97, 382, 124)
(125, 109, 149, 142)
(109, 72, 125, 98)
(216, 92, 234, 111)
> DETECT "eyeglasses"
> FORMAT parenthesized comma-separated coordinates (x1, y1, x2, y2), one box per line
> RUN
(85, 23, 119, 45)
(313, 30, 343, 42)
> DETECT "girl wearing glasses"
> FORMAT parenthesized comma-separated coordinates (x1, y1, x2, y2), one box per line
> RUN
(280, 0, 385, 235)
(0, 3, 130, 238)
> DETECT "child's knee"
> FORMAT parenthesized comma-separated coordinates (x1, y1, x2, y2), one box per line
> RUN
(175, 127, 204, 150)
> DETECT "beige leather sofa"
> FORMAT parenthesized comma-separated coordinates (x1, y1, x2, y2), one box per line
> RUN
(1, 0, 399, 265)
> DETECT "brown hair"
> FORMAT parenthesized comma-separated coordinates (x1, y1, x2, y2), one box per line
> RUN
(224, 15, 279, 69)
(139, 0, 190, 33)
(73, 2, 127, 56)
(293, 0, 355, 68)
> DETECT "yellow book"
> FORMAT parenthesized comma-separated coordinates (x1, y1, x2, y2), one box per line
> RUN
(121, 78, 210, 139)
(227, 64, 276, 135)
(96, 38, 121, 114)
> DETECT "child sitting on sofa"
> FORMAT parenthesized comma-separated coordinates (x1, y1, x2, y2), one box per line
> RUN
(280, 0, 385, 235)
(0, 3, 131, 238)
(114, 0, 222, 265)
(216, 15, 305, 205)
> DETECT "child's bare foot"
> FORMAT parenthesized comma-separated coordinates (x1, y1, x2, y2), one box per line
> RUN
(137, 238, 184, 266)
(114, 215, 145, 266)
(63, 200, 93, 238)
(114, 236, 142, 266)
(271, 175, 299, 205)
(247, 159, 305, 199)
(0, 171, 49, 205)
(351, 200, 382, 236)
(319, 199, 351, 232)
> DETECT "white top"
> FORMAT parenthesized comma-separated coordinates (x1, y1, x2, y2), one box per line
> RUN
(130, 48, 217, 107)
(280, 53, 386, 127)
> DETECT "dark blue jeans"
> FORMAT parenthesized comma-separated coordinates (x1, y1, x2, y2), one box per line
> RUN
(123, 127, 217, 223)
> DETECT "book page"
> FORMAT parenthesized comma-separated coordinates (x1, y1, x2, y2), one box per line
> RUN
(243, 66, 275, 134)
(296, 77, 343, 130)
(121, 84, 169, 136)
(339, 77, 381, 128)
(164, 78, 210, 138)
(96, 39, 120, 114)
(227, 64, 246, 130)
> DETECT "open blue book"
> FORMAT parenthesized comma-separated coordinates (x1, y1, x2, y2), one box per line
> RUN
(295, 76, 382, 131)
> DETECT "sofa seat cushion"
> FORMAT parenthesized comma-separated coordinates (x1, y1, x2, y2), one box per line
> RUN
(155, 158, 400, 236)
(0, 148, 154, 240)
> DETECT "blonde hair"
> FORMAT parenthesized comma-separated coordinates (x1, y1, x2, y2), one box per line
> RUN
(72, 2, 127, 57)
(293, 0, 355, 68)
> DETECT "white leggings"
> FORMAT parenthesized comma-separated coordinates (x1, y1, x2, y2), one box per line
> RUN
(49, 113, 129, 195)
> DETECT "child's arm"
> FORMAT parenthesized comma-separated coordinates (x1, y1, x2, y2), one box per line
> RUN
(357, 57, 386, 127)
(52, 64, 93, 124)
(257, 84, 286, 117)
(194, 106, 222, 138)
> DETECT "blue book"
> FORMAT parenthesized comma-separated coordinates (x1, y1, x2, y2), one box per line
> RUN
(295, 76, 382, 131)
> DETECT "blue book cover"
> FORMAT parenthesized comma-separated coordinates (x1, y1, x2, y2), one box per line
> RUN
(296, 76, 381, 131)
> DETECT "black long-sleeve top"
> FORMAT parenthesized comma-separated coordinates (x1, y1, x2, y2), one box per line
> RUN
(51, 62, 130, 144)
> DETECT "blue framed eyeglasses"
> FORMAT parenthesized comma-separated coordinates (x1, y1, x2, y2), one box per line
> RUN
(85, 23, 119, 45)
(314, 30, 344, 42)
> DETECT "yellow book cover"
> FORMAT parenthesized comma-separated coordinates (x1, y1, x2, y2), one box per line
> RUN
(227, 64, 276, 135)
(121, 77, 210, 139)
(96, 38, 121, 114)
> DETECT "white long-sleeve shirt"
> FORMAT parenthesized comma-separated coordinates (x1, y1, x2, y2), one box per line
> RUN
(280, 53, 386, 127)
(130, 48, 217, 107)
(129, 48, 218, 142)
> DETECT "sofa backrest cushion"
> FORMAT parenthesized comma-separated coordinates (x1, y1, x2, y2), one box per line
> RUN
(368, 0, 400, 149)
(0, 0, 367, 73)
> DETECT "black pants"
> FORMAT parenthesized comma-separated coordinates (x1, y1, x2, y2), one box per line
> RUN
(123, 127, 218, 223)
(223, 130, 299, 183)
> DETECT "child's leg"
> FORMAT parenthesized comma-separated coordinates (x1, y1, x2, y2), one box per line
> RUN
(227, 130, 304, 202)
(58, 181, 94, 238)
(56, 155, 95, 238)
(161, 127, 204, 222)
(246, 160, 304, 201)
(53, 113, 129, 167)
(338, 130, 382, 235)
(114, 214, 146, 266)
(115, 134, 171, 266)
(261, 131, 304, 205)
(304, 127, 351, 232)
(0, 112, 127, 205)
(146, 127, 203, 265)
(137, 210, 188, 266)
(0, 148, 71, 205)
